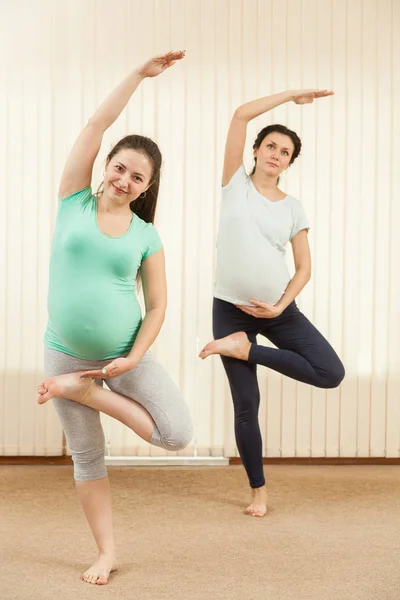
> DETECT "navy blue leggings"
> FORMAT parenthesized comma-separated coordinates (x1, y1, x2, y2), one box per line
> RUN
(213, 298, 345, 488)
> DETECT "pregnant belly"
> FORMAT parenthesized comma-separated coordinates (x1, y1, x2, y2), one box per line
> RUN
(216, 246, 291, 305)
(48, 290, 142, 359)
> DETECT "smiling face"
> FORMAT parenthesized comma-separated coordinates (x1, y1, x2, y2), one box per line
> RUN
(103, 148, 153, 205)
(253, 132, 295, 178)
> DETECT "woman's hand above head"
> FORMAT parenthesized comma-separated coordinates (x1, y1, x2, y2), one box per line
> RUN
(291, 89, 334, 105)
(221, 87, 333, 188)
(137, 50, 185, 79)
(58, 51, 185, 200)
(235, 300, 283, 319)
(80, 357, 136, 380)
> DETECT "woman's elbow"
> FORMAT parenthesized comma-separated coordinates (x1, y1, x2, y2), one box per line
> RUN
(297, 266, 311, 283)
(233, 107, 249, 122)
(147, 305, 167, 321)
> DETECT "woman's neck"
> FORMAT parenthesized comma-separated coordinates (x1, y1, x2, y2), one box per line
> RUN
(251, 170, 279, 192)
(97, 192, 132, 216)
(250, 170, 287, 201)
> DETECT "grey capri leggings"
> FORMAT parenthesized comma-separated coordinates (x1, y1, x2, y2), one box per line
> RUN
(44, 347, 193, 482)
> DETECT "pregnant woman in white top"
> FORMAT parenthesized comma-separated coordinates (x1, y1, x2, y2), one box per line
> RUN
(200, 89, 345, 518)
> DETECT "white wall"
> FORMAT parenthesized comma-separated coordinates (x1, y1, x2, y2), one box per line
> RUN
(0, 0, 399, 458)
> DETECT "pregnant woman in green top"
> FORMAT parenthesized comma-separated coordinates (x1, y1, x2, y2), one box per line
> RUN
(37, 51, 193, 585)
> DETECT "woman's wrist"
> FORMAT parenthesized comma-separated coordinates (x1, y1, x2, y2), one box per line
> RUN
(286, 90, 296, 103)
(126, 352, 140, 368)
(274, 300, 287, 313)
(133, 68, 146, 81)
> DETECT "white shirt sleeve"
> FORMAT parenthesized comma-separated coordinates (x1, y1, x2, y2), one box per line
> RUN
(290, 200, 310, 240)
(221, 164, 249, 194)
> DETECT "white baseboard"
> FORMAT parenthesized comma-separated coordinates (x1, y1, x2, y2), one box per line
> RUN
(105, 456, 229, 466)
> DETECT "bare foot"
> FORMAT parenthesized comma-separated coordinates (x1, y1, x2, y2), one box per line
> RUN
(245, 486, 268, 517)
(37, 372, 96, 405)
(199, 331, 251, 360)
(82, 553, 118, 585)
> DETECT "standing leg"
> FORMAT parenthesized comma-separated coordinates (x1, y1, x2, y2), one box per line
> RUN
(211, 299, 268, 517)
(42, 347, 192, 583)
(75, 478, 116, 585)
(44, 348, 117, 585)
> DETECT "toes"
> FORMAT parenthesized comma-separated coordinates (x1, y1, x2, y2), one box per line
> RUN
(82, 572, 108, 585)
(82, 571, 95, 584)
(37, 392, 52, 405)
(245, 505, 266, 517)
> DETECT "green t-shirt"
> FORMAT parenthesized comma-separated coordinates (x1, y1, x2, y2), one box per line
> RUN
(44, 187, 163, 360)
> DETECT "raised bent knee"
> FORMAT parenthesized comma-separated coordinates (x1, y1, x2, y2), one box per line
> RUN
(156, 415, 194, 452)
(164, 423, 194, 451)
(324, 361, 345, 389)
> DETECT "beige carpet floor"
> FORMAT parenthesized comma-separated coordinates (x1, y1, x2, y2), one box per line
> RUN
(1, 465, 399, 600)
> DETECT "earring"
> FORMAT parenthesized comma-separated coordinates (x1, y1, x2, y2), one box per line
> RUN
(140, 191, 147, 198)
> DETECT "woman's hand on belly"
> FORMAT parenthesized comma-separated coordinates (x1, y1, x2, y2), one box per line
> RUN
(235, 299, 283, 319)
(80, 357, 135, 380)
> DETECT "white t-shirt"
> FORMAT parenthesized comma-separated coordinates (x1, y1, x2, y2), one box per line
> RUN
(214, 165, 310, 306)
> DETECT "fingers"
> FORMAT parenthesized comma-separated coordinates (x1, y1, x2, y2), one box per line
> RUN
(236, 305, 252, 314)
(236, 303, 261, 313)
(237, 306, 257, 317)
(80, 370, 103, 379)
(313, 90, 334, 99)
(314, 91, 334, 98)
(235, 305, 247, 312)
(163, 60, 177, 70)
(168, 49, 185, 59)
(295, 89, 333, 102)
(80, 359, 126, 380)
(103, 361, 121, 374)
(249, 299, 271, 308)
(158, 50, 185, 62)
(235, 304, 276, 318)
(295, 90, 318, 98)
